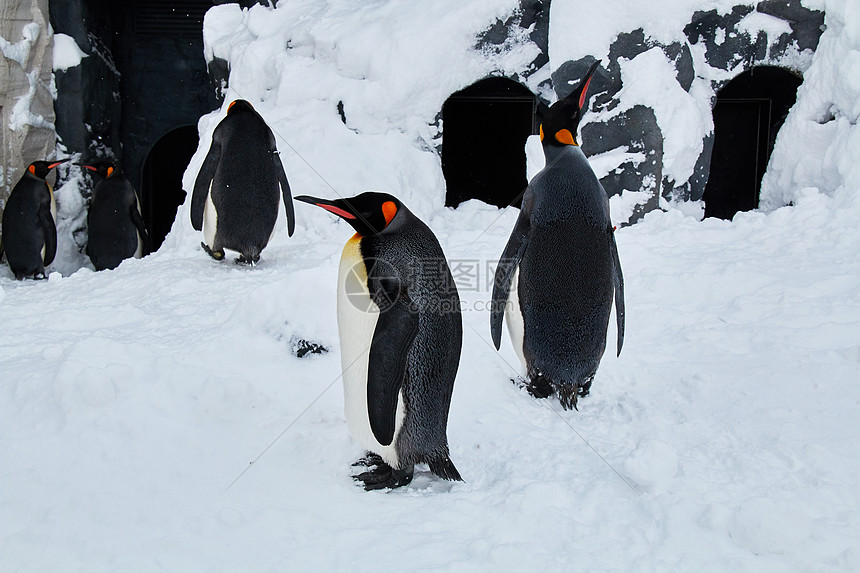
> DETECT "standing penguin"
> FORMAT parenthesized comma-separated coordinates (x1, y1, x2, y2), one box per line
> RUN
(295, 192, 463, 490)
(491, 61, 625, 410)
(191, 99, 295, 264)
(1, 159, 68, 279)
(80, 162, 150, 271)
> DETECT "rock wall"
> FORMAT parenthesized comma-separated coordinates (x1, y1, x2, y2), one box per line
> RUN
(0, 0, 56, 230)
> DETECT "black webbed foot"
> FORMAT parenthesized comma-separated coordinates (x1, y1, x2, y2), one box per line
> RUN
(353, 461, 414, 491)
(524, 373, 554, 400)
(201, 242, 224, 261)
(235, 253, 260, 265)
(351, 451, 385, 468)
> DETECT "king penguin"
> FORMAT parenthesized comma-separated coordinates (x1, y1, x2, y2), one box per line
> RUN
(295, 192, 463, 490)
(1, 158, 68, 279)
(191, 99, 295, 264)
(80, 162, 150, 271)
(491, 60, 625, 410)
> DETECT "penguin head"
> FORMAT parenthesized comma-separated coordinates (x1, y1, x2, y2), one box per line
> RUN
(295, 192, 401, 237)
(227, 99, 254, 115)
(27, 158, 69, 180)
(539, 60, 601, 147)
(77, 162, 121, 179)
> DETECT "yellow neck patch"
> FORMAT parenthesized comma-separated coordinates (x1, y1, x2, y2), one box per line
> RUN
(539, 124, 544, 142)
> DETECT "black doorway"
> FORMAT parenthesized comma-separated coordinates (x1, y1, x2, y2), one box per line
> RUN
(142, 126, 199, 251)
(442, 78, 537, 208)
(703, 66, 802, 220)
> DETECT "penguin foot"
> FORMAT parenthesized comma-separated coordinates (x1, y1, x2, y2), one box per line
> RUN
(201, 242, 225, 261)
(235, 253, 260, 266)
(353, 462, 414, 491)
(524, 373, 554, 400)
(351, 451, 385, 468)
(555, 377, 593, 411)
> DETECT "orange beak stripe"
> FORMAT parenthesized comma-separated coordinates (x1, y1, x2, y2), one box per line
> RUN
(578, 75, 593, 110)
(317, 203, 356, 220)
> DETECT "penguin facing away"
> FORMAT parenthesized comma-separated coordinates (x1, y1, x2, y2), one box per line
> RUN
(1, 158, 69, 280)
(295, 192, 463, 490)
(80, 162, 151, 271)
(491, 60, 625, 410)
(191, 99, 295, 264)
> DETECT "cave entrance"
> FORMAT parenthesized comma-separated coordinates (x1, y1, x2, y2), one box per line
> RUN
(142, 126, 199, 251)
(703, 66, 802, 220)
(442, 77, 537, 209)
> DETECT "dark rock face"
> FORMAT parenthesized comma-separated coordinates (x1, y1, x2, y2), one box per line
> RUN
(552, 0, 824, 222)
(463, 0, 824, 224)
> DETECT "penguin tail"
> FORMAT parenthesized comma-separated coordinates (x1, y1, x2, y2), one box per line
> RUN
(428, 455, 462, 482)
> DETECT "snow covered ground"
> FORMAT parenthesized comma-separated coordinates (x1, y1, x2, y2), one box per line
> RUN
(2, 182, 858, 572)
(3, 0, 860, 570)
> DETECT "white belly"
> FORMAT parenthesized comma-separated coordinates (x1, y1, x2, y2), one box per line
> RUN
(134, 197, 144, 258)
(202, 183, 217, 248)
(43, 187, 57, 263)
(337, 236, 405, 467)
(505, 266, 528, 374)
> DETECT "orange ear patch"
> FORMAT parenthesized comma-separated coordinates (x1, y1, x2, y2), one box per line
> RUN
(107, 166, 114, 177)
(382, 201, 397, 226)
(28, 165, 36, 175)
(555, 129, 576, 145)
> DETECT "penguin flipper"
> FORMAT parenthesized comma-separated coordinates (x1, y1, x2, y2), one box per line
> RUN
(130, 205, 151, 255)
(367, 274, 419, 446)
(39, 203, 57, 266)
(274, 152, 295, 237)
(191, 140, 221, 231)
(490, 195, 532, 350)
(610, 229, 625, 356)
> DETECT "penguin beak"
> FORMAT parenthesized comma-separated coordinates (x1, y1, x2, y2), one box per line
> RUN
(575, 60, 601, 110)
(74, 163, 98, 172)
(47, 158, 71, 170)
(294, 195, 357, 220)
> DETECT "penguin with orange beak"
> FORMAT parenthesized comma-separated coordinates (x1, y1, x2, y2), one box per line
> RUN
(1, 158, 68, 279)
(79, 162, 150, 271)
(191, 99, 295, 265)
(491, 60, 625, 410)
(295, 192, 462, 490)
